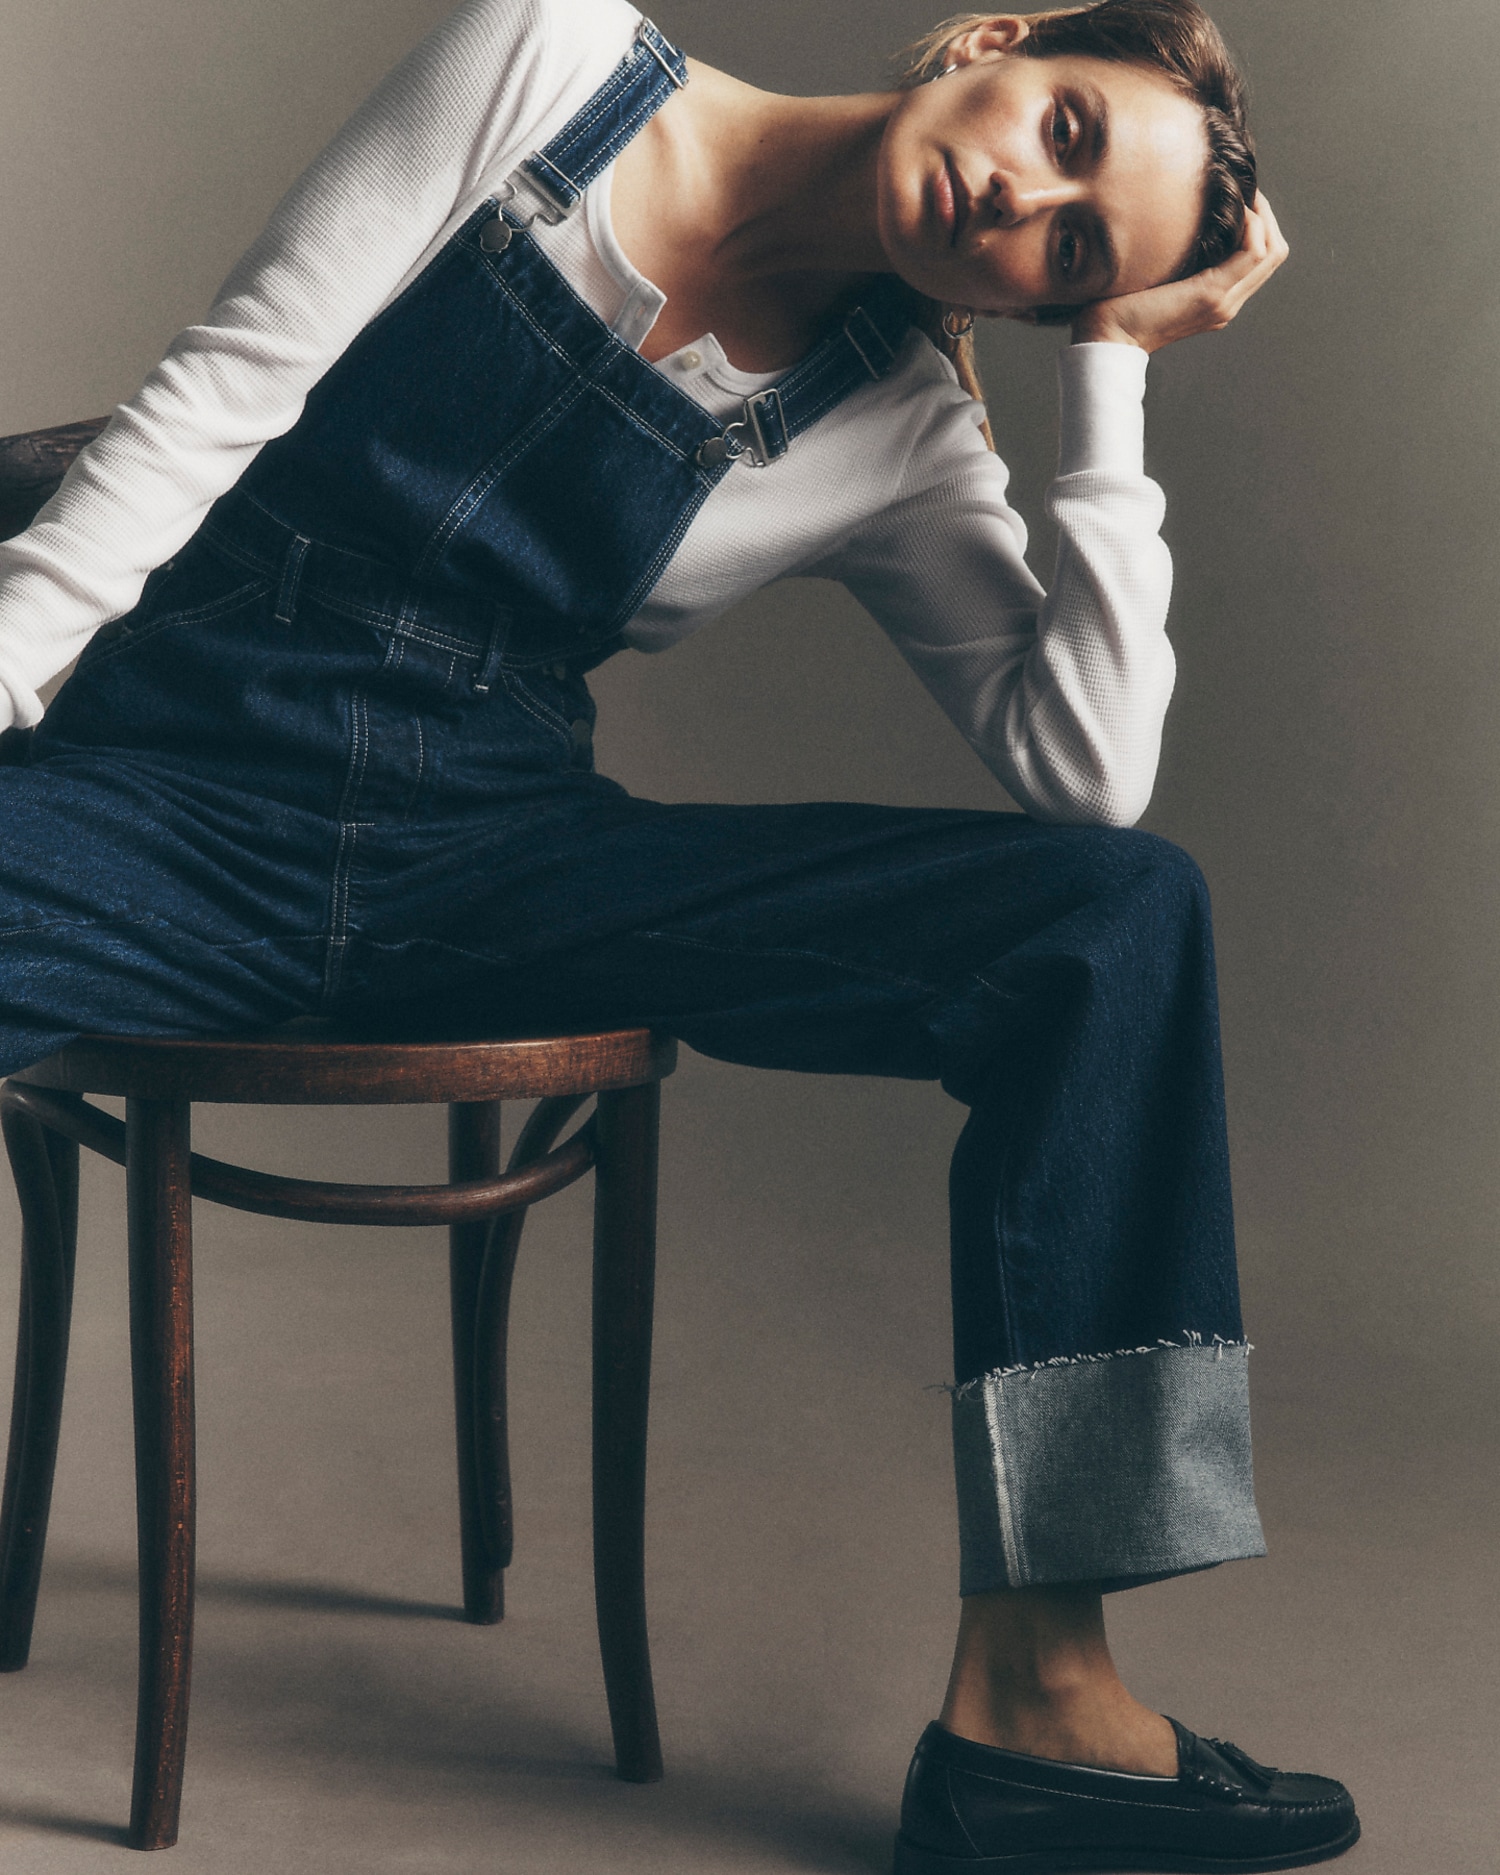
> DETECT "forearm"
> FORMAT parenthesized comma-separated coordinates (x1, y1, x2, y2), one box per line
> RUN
(0, 0, 577, 729)
(831, 344, 1176, 827)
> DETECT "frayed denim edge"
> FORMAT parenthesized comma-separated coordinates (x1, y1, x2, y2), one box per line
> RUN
(940, 1330, 1253, 1398)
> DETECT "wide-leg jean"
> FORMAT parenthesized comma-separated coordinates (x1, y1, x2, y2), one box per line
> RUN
(0, 503, 1265, 1593)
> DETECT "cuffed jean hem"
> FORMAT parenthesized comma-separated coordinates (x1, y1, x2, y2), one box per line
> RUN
(952, 1340, 1267, 1595)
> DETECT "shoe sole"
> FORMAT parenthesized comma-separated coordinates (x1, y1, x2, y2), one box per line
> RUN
(892, 1817, 1361, 1875)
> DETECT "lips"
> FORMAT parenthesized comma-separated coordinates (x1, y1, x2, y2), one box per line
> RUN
(940, 154, 970, 248)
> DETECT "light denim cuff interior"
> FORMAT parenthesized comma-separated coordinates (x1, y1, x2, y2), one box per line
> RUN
(952, 1339, 1267, 1595)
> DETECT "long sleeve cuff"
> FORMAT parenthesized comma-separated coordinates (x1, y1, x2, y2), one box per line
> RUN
(1056, 341, 1149, 478)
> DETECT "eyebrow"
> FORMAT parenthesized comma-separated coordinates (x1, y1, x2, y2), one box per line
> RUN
(1073, 84, 1118, 293)
(1081, 83, 1111, 167)
(1087, 211, 1119, 293)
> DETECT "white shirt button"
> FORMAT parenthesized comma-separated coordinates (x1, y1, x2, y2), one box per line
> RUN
(678, 349, 703, 371)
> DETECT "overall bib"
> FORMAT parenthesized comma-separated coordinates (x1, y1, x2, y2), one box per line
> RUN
(0, 21, 1264, 1592)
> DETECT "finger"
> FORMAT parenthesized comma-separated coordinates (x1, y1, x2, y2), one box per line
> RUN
(1249, 192, 1290, 267)
(1211, 209, 1286, 298)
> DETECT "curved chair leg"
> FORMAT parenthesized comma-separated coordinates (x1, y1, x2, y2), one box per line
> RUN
(0, 1098, 79, 1670)
(448, 1102, 505, 1623)
(126, 1097, 196, 1852)
(453, 1095, 590, 1625)
(591, 1082, 663, 1783)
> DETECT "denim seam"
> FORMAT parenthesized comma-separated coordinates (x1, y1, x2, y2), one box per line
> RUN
(0, 917, 323, 949)
(634, 927, 935, 994)
(538, 79, 675, 186)
(0, 927, 324, 950)
(415, 372, 589, 576)
(355, 936, 517, 968)
(506, 672, 571, 733)
(76, 578, 269, 671)
(323, 689, 372, 1004)
(472, 241, 574, 363)
(539, 41, 680, 184)
(197, 521, 281, 580)
(289, 591, 487, 658)
(335, 690, 371, 823)
(476, 248, 704, 464)
(273, 534, 311, 624)
(609, 462, 723, 630)
(499, 672, 572, 748)
(322, 820, 366, 1005)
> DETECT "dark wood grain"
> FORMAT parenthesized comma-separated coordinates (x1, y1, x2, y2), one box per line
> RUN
(0, 1098, 79, 1671)
(126, 1098, 195, 1852)
(469, 1096, 593, 1580)
(448, 1103, 505, 1624)
(0, 1020, 676, 1842)
(591, 1083, 664, 1783)
(0, 420, 109, 540)
(5, 1081, 597, 1226)
(18, 1027, 676, 1105)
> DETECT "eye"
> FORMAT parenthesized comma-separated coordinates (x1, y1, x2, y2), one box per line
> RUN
(1057, 225, 1082, 281)
(1051, 101, 1077, 161)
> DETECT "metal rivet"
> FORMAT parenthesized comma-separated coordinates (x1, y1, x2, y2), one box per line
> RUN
(479, 218, 512, 253)
(570, 718, 593, 750)
(551, 663, 569, 681)
(696, 436, 732, 468)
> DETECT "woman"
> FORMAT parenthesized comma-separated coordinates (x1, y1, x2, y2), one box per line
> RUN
(0, 0, 1352, 1867)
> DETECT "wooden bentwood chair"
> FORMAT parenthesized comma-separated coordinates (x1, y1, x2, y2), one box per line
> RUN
(0, 423, 676, 1848)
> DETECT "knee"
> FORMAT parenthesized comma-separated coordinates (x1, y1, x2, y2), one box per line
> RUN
(1047, 828, 1214, 961)
(1059, 825, 1208, 910)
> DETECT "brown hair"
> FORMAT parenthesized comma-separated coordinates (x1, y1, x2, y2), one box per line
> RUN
(899, 3, 1257, 440)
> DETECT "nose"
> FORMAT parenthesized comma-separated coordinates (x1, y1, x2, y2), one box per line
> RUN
(991, 173, 1083, 224)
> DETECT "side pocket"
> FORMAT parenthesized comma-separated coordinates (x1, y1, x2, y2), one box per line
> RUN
(503, 667, 598, 768)
(74, 572, 271, 675)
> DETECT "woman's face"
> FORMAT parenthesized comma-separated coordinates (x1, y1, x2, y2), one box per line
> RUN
(878, 37, 1209, 314)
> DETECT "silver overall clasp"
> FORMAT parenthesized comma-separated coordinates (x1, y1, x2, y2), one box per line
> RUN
(478, 172, 578, 255)
(696, 388, 788, 471)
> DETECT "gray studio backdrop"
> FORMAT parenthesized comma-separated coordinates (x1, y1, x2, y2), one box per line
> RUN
(0, 2, 1496, 1871)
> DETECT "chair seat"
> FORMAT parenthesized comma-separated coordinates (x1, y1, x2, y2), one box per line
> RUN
(15, 1021, 677, 1105)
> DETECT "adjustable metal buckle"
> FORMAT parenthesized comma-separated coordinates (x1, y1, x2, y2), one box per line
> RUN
(636, 17, 687, 88)
(478, 172, 578, 254)
(695, 389, 787, 471)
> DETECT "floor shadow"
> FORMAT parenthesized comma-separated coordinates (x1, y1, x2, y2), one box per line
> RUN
(27, 1554, 896, 1870)
(196, 1573, 463, 1623)
(0, 1800, 129, 1846)
(42, 1554, 463, 1623)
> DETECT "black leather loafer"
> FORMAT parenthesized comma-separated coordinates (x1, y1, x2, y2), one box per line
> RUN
(893, 1718, 1360, 1873)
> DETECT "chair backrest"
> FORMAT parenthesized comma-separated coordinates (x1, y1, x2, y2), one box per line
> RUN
(0, 418, 108, 541)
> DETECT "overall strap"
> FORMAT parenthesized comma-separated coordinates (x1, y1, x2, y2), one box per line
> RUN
(695, 276, 916, 470)
(480, 18, 687, 249)
(477, 14, 915, 471)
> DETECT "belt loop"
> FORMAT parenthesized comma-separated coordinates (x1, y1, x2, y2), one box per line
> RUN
(472, 613, 508, 695)
(274, 534, 311, 625)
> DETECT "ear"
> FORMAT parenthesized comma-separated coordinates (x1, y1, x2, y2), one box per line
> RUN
(942, 15, 1033, 70)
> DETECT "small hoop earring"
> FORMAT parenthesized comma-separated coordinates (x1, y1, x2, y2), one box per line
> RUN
(942, 308, 975, 339)
(927, 63, 957, 82)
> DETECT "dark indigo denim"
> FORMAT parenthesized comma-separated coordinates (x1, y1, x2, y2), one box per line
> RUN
(0, 26, 1261, 1587)
(10, 500, 1242, 1380)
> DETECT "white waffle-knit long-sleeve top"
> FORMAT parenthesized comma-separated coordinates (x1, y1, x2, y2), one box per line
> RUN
(0, 0, 1178, 826)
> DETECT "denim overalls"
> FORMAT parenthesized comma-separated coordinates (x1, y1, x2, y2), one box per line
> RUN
(0, 21, 1264, 1593)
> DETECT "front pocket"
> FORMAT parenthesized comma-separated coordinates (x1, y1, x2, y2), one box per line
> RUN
(74, 573, 271, 674)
